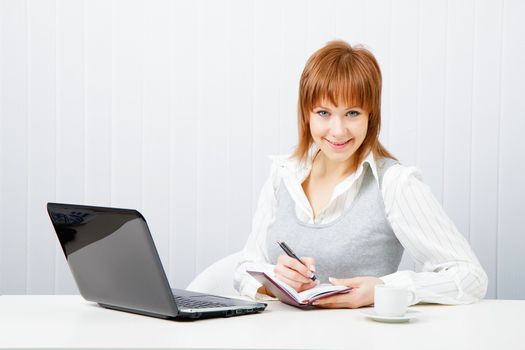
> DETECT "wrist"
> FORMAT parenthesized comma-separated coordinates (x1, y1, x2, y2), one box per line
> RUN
(257, 286, 275, 297)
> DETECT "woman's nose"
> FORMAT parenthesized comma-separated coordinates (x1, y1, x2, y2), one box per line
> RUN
(329, 117, 346, 137)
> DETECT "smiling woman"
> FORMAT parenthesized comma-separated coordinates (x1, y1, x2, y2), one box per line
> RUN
(308, 103, 368, 167)
(295, 40, 393, 171)
(233, 40, 488, 309)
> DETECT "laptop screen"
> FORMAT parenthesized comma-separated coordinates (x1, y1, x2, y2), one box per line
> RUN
(47, 203, 178, 317)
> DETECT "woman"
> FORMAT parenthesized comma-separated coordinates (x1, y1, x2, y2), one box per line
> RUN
(233, 40, 487, 308)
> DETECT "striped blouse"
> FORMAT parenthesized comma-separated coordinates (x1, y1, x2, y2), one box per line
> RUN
(233, 146, 488, 305)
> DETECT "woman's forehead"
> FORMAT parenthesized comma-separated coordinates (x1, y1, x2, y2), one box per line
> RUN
(313, 99, 362, 109)
(312, 94, 365, 109)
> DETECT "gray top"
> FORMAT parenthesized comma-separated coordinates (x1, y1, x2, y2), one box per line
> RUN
(266, 157, 403, 283)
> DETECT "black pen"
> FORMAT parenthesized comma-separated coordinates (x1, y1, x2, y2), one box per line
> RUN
(277, 240, 318, 281)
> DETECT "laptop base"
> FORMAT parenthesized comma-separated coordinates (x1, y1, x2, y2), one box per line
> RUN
(98, 302, 261, 320)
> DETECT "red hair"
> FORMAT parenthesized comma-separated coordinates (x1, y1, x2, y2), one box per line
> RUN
(293, 40, 396, 167)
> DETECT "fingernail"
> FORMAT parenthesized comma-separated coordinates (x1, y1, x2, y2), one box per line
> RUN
(310, 265, 316, 272)
(329, 277, 336, 283)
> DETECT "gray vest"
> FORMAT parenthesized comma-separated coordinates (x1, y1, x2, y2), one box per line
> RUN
(266, 158, 403, 283)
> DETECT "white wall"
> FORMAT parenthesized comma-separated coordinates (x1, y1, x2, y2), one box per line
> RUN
(0, 0, 523, 299)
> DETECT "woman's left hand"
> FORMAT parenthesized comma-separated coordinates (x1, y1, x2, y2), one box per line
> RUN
(311, 276, 384, 309)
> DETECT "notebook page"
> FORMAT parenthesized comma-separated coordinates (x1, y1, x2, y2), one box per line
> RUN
(248, 266, 302, 301)
(264, 271, 302, 301)
(298, 284, 349, 301)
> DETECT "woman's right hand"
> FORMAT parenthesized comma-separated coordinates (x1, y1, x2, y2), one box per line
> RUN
(274, 255, 318, 292)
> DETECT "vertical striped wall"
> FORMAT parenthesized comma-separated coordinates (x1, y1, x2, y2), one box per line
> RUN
(0, 0, 524, 299)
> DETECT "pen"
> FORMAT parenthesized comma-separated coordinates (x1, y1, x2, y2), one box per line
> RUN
(277, 240, 318, 281)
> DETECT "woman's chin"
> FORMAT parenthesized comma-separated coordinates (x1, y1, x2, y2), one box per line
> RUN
(319, 148, 355, 164)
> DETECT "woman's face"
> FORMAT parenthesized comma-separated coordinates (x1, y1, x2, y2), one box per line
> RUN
(309, 101, 369, 165)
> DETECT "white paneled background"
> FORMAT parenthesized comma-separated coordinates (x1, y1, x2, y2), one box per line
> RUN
(0, 0, 524, 299)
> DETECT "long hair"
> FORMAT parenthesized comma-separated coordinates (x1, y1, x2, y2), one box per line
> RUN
(293, 40, 396, 167)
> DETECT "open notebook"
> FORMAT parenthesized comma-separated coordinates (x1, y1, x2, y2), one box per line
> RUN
(247, 269, 351, 309)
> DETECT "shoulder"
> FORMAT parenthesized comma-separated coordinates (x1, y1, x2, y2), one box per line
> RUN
(267, 153, 301, 192)
(380, 162, 430, 215)
(381, 162, 424, 196)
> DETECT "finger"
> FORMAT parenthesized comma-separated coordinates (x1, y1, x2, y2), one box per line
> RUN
(312, 295, 360, 309)
(275, 273, 316, 292)
(274, 273, 302, 291)
(277, 255, 315, 280)
(299, 257, 316, 272)
(329, 276, 362, 287)
(313, 302, 355, 309)
(311, 293, 348, 306)
(298, 280, 318, 292)
(282, 255, 315, 278)
(274, 263, 313, 284)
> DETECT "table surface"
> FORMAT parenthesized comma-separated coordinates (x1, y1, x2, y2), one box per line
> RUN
(0, 295, 523, 349)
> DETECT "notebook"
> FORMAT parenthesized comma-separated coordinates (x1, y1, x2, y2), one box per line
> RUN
(47, 202, 266, 320)
(247, 269, 351, 309)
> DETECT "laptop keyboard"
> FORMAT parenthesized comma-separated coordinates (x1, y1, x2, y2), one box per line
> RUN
(173, 295, 231, 309)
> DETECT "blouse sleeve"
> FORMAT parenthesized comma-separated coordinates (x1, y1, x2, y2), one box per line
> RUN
(233, 159, 280, 300)
(380, 164, 488, 305)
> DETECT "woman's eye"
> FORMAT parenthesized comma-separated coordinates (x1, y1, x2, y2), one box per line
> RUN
(347, 110, 360, 117)
(317, 111, 329, 117)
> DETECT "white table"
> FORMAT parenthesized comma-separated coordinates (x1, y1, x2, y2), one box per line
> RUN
(0, 295, 522, 349)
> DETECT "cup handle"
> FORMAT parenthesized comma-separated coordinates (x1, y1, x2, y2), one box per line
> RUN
(407, 290, 416, 305)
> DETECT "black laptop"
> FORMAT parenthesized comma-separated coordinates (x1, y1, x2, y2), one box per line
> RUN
(46, 202, 266, 320)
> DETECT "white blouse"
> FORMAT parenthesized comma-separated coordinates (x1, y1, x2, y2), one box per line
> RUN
(233, 147, 488, 305)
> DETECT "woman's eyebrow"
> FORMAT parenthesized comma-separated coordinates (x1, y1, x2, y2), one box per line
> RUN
(315, 105, 361, 110)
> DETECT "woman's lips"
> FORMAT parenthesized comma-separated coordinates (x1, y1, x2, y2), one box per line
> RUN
(324, 138, 352, 150)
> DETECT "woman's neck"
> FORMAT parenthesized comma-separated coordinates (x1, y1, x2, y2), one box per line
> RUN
(311, 151, 356, 181)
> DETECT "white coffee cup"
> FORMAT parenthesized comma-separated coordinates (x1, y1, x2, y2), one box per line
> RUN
(374, 285, 415, 317)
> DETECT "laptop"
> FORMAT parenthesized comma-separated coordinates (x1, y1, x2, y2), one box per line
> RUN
(46, 202, 266, 320)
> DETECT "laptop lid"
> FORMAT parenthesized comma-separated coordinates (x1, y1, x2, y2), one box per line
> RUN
(47, 202, 180, 318)
(47, 202, 267, 320)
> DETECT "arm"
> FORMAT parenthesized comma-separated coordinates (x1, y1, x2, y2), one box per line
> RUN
(233, 160, 279, 300)
(313, 164, 488, 309)
(379, 164, 488, 305)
